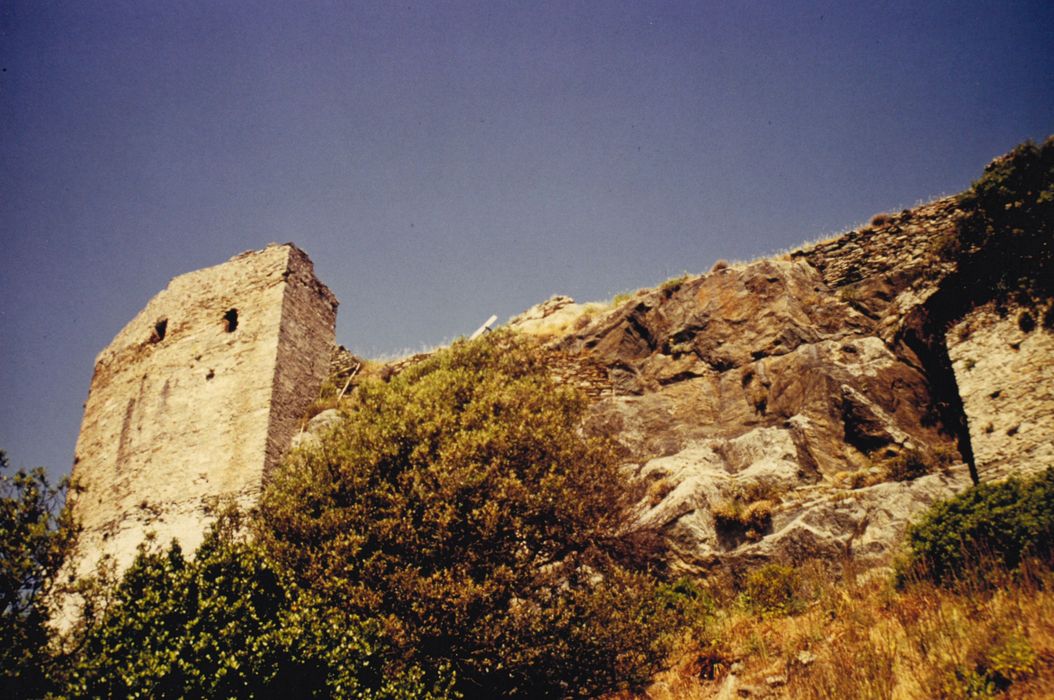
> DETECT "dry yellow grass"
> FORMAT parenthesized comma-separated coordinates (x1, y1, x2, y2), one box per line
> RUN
(633, 561, 1054, 699)
(512, 300, 615, 341)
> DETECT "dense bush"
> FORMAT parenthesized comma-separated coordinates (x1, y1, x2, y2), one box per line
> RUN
(882, 448, 937, 482)
(946, 136, 1054, 309)
(0, 451, 78, 698)
(903, 468, 1054, 585)
(257, 331, 674, 698)
(60, 511, 449, 699)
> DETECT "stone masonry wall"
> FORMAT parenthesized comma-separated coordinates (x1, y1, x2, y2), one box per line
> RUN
(67, 244, 337, 585)
(949, 305, 1054, 480)
(791, 197, 964, 343)
(266, 247, 339, 474)
(792, 196, 963, 292)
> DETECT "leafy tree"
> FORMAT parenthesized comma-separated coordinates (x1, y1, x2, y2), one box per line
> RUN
(60, 510, 451, 699)
(0, 450, 78, 698)
(257, 331, 674, 698)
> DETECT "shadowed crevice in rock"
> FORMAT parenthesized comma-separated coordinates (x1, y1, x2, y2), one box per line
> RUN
(840, 388, 896, 455)
(897, 296, 978, 484)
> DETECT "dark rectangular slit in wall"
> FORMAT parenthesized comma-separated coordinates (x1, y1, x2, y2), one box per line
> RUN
(224, 308, 238, 333)
(151, 318, 167, 343)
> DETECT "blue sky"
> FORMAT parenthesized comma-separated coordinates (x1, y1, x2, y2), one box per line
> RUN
(2, 1, 1052, 478)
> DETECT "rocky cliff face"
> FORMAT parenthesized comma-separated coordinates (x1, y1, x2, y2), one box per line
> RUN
(508, 143, 1053, 575)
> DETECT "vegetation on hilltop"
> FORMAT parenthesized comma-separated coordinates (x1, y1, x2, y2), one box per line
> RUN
(894, 137, 1054, 488)
(20, 332, 675, 698)
(0, 332, 675, 698)
(901, 468, 1054, 587)
(35, 461, 1054, 698)
(2, 138, 1053, 698)
(643, 555, 1054, 699)
(60, 512, 448, 699)
(942, 136, 1054, 321)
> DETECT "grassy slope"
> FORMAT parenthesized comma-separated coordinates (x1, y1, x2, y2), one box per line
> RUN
(631, 561, 1054, 699)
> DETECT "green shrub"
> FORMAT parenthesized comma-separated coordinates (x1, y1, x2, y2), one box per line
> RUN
(743, 563, 801, 616)
(60, 511, 449, 699)
(257, 331, 673, 698)
(902, 468, 1054, 586)
(983, 629, 1037, 686)
(654, 577, 720, 657)
(941, 628, 1037, 698)
(656, 577, 715, 623)
(944, 668, 997, 699)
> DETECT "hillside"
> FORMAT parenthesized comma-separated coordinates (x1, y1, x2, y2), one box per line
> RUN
(268, 137, 1054, 698)
(494, 138, 1053, 577)
(25, 137, 1051, 699)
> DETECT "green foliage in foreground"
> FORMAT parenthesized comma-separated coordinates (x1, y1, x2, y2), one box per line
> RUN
(903, 467, 1054, 586)
(0, 451, 78, 698)
(10, 333, 675, 697)
(61, 512, 451, 699)
(257, 331, 675, 698)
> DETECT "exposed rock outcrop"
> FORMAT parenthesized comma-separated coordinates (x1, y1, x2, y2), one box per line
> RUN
(64, 141, 1052, 602)
(516, 165, 1053, 574)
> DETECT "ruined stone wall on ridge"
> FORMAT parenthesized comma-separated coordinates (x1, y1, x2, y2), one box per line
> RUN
(68, 243, 337, 583)
(791, 194, 1054, 482)
(791, 196, 964, 292)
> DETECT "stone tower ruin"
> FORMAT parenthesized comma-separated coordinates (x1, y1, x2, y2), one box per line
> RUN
(67, 243, 337, 581)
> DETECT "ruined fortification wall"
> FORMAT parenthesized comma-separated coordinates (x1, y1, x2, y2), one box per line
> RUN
(792, 197, 963, 291)
(68, 244, 337, 581)
(266, 248, 339, 473)
(949, 305, 1054, 480)
(794, 196, 1054, 482)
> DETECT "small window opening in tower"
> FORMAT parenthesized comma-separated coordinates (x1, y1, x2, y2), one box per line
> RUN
(223, 308, 238, 333)
(151, 318, 168, 343)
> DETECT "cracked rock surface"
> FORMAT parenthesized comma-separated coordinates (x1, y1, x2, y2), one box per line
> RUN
(510, 196, 1052, 574)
